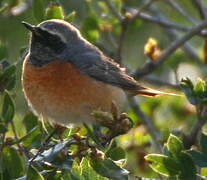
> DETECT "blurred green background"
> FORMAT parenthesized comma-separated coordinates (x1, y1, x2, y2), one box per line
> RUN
(0, 0, 207, 179)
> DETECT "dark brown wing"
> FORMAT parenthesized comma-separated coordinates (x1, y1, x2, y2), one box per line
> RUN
(66, 45, 178, 97)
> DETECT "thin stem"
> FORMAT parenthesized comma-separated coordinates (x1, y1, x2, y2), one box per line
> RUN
(140, 76, 181, 90)
(29, 128, 58, 166)
(103, 0, 123, 22)
(128, 8, 190, 32)
(166, 0, 197, 25)
(191, 0, 207, 20)
(128, 97, 162, 152)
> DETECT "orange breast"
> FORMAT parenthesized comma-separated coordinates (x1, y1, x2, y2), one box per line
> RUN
(22, 55, 125, 125)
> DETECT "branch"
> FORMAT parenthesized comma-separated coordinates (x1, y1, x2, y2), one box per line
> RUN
(128, 97, 162, 152)
(140, 76, 181, 90)
(127, 8, 190, 32)
(103, 0, 123, 22)
(191, 0, 207, 20)
(133, 19, 207, 78)
(184, 106, 207, 148)
(166, 0, 197, 25)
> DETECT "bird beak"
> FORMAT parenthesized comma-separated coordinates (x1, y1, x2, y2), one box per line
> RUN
(22, 21, 36, 32)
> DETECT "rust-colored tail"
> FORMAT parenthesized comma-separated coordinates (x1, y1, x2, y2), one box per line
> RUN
(128, 88, 180, 97)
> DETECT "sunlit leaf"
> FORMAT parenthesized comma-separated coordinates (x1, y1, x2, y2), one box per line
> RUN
(167, 134, 184, 159)
(45, 3, 64, 20)
(145, 154, 180, 177)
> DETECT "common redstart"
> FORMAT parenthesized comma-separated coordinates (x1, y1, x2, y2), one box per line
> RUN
(22, 19, 175, 126)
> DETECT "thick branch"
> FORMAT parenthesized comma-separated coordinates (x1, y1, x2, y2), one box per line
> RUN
(134, 19, 207, 78)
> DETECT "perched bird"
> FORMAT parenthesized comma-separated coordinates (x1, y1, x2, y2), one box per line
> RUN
(22, 19, 175, 126)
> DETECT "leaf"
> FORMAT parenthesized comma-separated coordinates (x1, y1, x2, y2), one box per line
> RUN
(90, 157, 129, 180)
(167, 134, 184, 159)
(33, 0, 44, 22)
(194, 78, 206, 95)
(0, 122, 7, 133)
(201, 133, 207, 155)
(65, 11, 76, 23)
(145, 154, 180, 177)
(178, 152, 196, 180)
(2, 91, 15, 123)
(81, 13, 100, 43)
(45, 3, 64, 20)
(26, 166, 44, 180)
(23, 112, 38, 132)
(180, 78, 197, 105)
(0, 65, 16, 91)
(20, 126, 42, 147)
(106, 147, 126, 161)
(3, 146, 24, 179)
(32, 137, 74, 163)
(188, 149, 207, 167)
(0, 43, 8, 60)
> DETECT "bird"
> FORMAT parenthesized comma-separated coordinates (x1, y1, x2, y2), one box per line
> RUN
(22, 19, 176, 126)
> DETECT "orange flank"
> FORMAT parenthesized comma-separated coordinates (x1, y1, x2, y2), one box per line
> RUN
(22, 55, 125, 125)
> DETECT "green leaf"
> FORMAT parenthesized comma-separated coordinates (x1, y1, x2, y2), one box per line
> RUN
(3, 146, 24, 179)
(167, 134, 184, 159)
(106, 147, 126, 161)
(0, 65, 16, 91)
(45, 3, 64, 20)
(145, 154, 180, 177)
(188, 149, 207, 167)
(200, 133, 207, 155)
(65, 11, 76, 23)
(178, 152, 196, 180)
(2, 91, 15, 123)
(180, 78, 197, 105)
(90, 157, 129, 180)
(26, 166, 44, 180)
(0, 43, 8, 60)
(81, 13, 100, 43)
(33, 0, 44, 22)
(0, 122, 7, 133)
(194, 78, 206, 95)
(20, 126, 42, 147)
(23, 112, 38, 132)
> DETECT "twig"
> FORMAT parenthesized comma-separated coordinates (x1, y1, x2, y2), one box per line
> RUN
(148, 5, 201, 62)
(133, 19, 207, 78)
(191, 0, 207, 20)
(127, 8, 190, 32)
(184, 106, 207, 148)
(166, 0, 197, 25)
(116, 19, 129, 64)
(140, 76, 181, 90)
(136, 0, 159, 16)
(29, 128, 58, 166)
(103, 0, 123, 22)
(128, 97, 162, 152)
